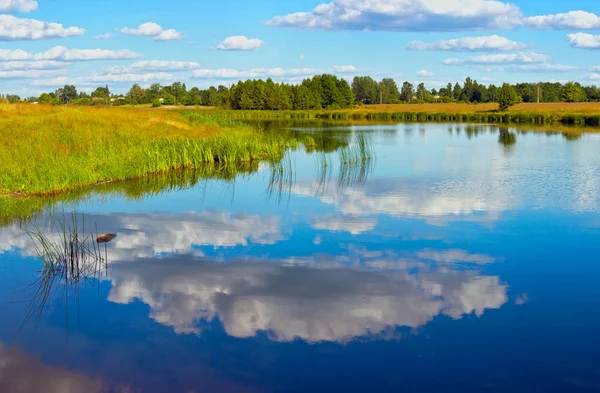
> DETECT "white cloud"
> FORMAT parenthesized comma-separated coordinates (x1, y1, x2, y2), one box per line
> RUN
(311, 215, 377, 234)
(1, 211, 283, 260)
(128, 60, 200, 71)
(0, 0, 38, 12)
(417, 70, 434, 77)
(192, 67, 319, 79)
(513, 63, 578, 73)
(582, 73, 600, 80)
(92, 33, 112, 40)
(333, 65, 357, 73)
(567, 32, 600, 49)
(0, 15, 85, 41)
(0, 69, 63, 79)
(0, 46, 141, 62)
(34, 46, 142, 61)
(216, 35, 265, 51)
(83, 71, 176, 83)
(407, 35, 528, 51)
(443, 52, 550, 65)
(107, 256, 507, 341)
(267, 0, 524, 32)
(300, 54, 305, 61)
(30, 76, 73, 86)
(121, 22, 182, 41)
(0, 60, 67, 70)
(526, 10, 600, 29)
(154, 29, 182, 41)
(121, 22, 163, 36)
(443, 52, 578, 73)
(0, 48, 31, 60)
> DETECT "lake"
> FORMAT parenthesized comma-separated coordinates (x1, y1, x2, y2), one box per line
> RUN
(1, 122, 599, 393)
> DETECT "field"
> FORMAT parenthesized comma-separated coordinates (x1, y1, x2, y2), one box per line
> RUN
(0, 104, 298, 197)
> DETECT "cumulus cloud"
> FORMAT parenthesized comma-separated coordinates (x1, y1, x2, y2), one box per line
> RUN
(121, 22, 182, 41)
(107, 255, 507, 341)
(0, 60, 67, 70)
(333, 65, 357, 73)
(567, 33, 600, 49)
(267, 0, 524, 32)
(154, 29, 182, 41)
(0, 15, 85, 41)
(0, 48, 32, 60)
(192, 67, 319, 79)
(525, 11, 600, 30)
(407, 35, 528, 52)
(417, 70, 434, 77)
(92, 33, 111, 40)
(217, 35, 265, 51)
(121, 22, 163, 36)
(311, 215, 377, 234)
(0, 0, 38, 13)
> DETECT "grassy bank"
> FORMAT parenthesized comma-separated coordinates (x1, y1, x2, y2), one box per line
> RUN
(214, 102, 600, 126)
(0, 105, 298, 196)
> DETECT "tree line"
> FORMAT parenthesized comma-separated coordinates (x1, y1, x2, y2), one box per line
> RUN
(3, 75, 600, 110)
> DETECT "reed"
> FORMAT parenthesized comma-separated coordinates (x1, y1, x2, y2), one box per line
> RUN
(18, 212, 109, 332)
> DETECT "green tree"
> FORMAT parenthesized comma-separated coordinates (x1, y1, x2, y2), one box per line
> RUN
(56, 85, 77, 104)
(38, 93, 56, 104)
(162, 93, 175, 105)
(6, 94, 20, 103)
(352, 76, 379, 104)
(560, 82, 587, 103)
(126, 84, 146, 104)
(400, 81, 414, 102)
(497, 83, 521, 111)
(146, 83, 163, 101)
(453, 83, 463, 101)
(416, 83, 429, 101)
(379, 78, 399, 104)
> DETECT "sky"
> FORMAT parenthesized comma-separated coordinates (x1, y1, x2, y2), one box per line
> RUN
(2, 0, 600, 96)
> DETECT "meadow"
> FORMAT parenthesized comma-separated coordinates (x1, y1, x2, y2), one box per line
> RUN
(0, 104, 299, 197)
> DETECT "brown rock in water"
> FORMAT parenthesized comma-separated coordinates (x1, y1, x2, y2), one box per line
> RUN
(96, 234, 117, 244)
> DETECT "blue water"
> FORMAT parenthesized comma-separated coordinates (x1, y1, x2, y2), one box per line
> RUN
(1, 123, 599, 392)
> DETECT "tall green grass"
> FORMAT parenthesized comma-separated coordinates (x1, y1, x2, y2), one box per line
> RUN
(0, 105, 299, 196)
